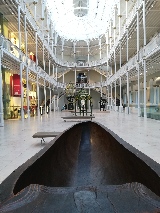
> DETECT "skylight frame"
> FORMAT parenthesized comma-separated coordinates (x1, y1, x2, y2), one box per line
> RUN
(46, 0, 119, 41)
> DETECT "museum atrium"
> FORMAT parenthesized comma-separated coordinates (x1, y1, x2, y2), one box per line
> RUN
(0, 0, 160, 204)
(0, 0, 159, 125)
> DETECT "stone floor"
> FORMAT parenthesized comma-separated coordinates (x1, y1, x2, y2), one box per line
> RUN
(0, 109, 160, 184)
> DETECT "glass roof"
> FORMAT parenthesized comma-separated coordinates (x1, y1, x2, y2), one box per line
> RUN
(46, 0, 119, 41)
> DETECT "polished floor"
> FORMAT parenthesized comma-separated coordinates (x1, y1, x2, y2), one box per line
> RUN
(0, 109, 160, 184)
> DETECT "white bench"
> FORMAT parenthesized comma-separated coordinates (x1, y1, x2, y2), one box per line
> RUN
(61, 116, 95, 122)
(32, 132, 61, 144)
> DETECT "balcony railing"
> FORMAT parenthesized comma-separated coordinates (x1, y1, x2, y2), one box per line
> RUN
(0, 34, 57, 86)
(107, 31, 160, 85)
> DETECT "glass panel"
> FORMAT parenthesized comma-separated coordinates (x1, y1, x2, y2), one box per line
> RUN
(141, 106, 160, 120)
(46, 0, 119, 40)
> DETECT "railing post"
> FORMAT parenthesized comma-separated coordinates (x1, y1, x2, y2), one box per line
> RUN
(0, 48, 4, 126)
(36, 70, 40, 116)
(26, 67, 30, 118)
(20, 63, 24, 120)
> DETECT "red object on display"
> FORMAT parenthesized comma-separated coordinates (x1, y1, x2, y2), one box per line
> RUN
(30, 54, 36, 62)
(10, 74, 21, 96)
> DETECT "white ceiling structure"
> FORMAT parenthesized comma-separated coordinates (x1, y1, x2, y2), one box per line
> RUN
(46, 0, 119, 41)
(1, 0, 160, 86)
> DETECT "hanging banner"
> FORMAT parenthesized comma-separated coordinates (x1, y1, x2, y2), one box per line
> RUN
(10, 74, 21, 96)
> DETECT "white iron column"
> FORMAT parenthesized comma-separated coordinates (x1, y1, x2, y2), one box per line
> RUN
(63, 70, 64, 84)
(118, 0, 122, 41)
(57, 92, 59, 110)
(56, 67, 57, 81)
(53, 65, 55, 78)
(41, 1, 44, 62)
(119, 42, 122, 69)
(36, 72, 39, 116)
(111, 61, 113, 76)
(24, 14, 28, 58)
(118, 1, 123, 113)
(88, 69, 90, 84)
(24, 11, 29, 117)
(44, 79, 46, 114)
(43, 42, 45, 70)
(119, 50, 123, 112)
(113, 6, 117, 111)
(111, 59, 113, 109)
(127, 72, 129, 114)
(89, 85, 91, 110)
(20, 63, 24, 120)
(111, 83, 113, 109)
(47, 15, 50, 45)
(87, 41, 90, 64)
(51, 26, 54, 54)
(49, 84, 51, 113)
(109, 19, 113, 51)
(100, 74, 102, 97)
(33, 1, 37, 20)
(106, 86, 108, 109)
(0, 48, 4, 126)
(119, 41, 122, 112)
(75, 68, 76, 86)
(35, 29, 38, 116)
(114, 80, 116, 111)
(18, 5, 21, 49)
(74, 41, 76, 62)
(88, 70, 90, 110)
(54, 95, 56, 112)
(126, 0, 129, 114)
(35, 31, 38, 66)
(137, 2, 141, 116)
(52, 39, 54, 54)
(41, 0, 44, 33)
(120, 76, 122, 107)
(54, 32, 57, 57)
(106, 30, 109, 72)
(99, 38, 102, 63)
(119, 49, 122, 110)
(47, 32, 49, 46)
(49, 60, 51, 76)
(143, 0, 147, 118)
(26, 67, 30, 118)
(107, 85, 109, 108)
(61, 38, 64, 61)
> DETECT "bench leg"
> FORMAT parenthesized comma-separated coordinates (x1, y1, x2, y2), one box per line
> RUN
(41, 138, 45, 145)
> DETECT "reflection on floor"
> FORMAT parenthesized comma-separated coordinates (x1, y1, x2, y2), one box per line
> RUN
(0, 109, 160, 184)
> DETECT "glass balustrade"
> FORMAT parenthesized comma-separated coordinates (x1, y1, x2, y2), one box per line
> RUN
(141, 105, 160, 120)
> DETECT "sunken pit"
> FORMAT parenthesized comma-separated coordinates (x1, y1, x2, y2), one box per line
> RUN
(0, 122, 160, 212)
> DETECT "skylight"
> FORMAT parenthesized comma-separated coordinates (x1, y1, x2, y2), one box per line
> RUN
(46, 0, 119, 41)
